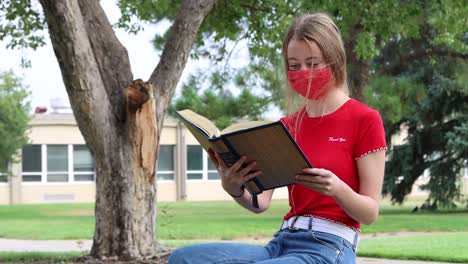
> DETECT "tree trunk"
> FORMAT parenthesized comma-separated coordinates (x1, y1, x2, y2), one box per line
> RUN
(39, 0, 216, 260)
(345, 24, 370, 102)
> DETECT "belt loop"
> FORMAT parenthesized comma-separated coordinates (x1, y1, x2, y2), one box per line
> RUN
(290, 216, 299, 229)
(308, 217, 313, 230)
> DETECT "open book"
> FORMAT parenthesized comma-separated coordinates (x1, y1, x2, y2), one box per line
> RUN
(175, 109, 312, 195)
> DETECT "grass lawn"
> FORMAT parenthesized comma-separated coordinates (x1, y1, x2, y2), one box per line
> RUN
(0, 198, 467, 262)
(1, 198, 466, 240)
(358, 232, 468, 263)
(0, 252, 81, 264)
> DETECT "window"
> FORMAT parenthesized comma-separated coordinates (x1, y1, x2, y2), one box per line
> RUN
(73, 145, 95, 181)
(0, 159, 8, 182)
(157, 145, 175, 180)
(22, 144, 42, 182)
(47, 145, 68, 182)
(21, 144, 96, 184)
(187, 145, 203, 180)
(207, 158, 220, 180)
(186, 145, 220, 181)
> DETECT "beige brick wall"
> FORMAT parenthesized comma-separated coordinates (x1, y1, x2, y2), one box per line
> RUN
(21, 184, 96, 204)
(0, 185, 9, 204)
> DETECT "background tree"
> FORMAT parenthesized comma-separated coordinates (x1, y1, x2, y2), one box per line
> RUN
(366, 24, 468, 209)
(169, 72, 270, 129)
(123, 0, 465, 102)
(124, 0, 467, 208)
(0, 70, 30, 179)
(1, 0, 216, 260)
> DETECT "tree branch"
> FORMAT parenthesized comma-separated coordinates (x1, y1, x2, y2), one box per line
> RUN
(239, 3, 272, 13)
(149, 0, 217, 124)
(77, 0, 134, 122)
(39, 0, 113, 151)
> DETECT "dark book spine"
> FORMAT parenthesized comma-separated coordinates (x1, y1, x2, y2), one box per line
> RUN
(219, 151, 238, 165)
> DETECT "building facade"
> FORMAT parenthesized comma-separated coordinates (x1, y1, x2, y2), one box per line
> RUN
(0, 113, 289, 204)
(0, 113, 466, 205)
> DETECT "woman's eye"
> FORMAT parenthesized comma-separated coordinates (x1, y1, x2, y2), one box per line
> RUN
(307, 63, 320, 69)
(289, 65, 300, 70)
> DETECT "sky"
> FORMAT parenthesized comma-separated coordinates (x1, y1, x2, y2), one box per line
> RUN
(0, 0, 280, 119)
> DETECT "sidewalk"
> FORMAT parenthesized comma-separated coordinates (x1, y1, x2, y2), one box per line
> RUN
(0, 239, 455, 264)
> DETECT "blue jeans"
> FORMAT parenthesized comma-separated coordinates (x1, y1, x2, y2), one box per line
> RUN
(168, 229, 356, 264)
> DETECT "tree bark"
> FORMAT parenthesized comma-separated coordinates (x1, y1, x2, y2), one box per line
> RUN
(39, 0, 216, 260)
(149, 0, 216, 129)
(345, 24, 369, 102)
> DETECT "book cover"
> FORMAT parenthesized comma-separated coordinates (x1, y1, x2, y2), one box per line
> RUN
(175, 109, 312, 194)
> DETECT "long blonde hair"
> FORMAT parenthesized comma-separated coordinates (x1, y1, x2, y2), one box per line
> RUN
(283, 13, 348, 115)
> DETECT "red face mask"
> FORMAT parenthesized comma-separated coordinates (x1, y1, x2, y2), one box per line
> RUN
(287, 68, 332, 100)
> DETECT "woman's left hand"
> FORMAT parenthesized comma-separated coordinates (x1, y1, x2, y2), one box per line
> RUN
(295, 168, 345, 197)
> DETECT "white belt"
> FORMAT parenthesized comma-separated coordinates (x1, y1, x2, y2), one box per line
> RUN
(281, 216, 359, 246)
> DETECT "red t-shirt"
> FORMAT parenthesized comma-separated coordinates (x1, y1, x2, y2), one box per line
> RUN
(280, 98, 387, 230)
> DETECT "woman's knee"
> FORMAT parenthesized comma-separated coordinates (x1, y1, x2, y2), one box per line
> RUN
(168, 247, 192, 264)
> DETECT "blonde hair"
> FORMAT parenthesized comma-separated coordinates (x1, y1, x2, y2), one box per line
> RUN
(283, 13, 348, 115)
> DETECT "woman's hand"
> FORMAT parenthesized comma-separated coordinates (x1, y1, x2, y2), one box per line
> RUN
(208, 149, 262, 196)
(295, 168, 345, 197)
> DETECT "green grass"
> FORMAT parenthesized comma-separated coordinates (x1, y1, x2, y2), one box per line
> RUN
(0, 204, 94, 240)
(0, 199, 468, 240)
(0, 252, 81, 263)
(359, 233, 468, 263)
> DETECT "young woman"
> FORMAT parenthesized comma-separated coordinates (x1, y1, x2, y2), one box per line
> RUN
(169, 12, 386, 264)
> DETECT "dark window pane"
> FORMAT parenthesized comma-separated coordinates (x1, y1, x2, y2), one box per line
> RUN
(22, 145, 42, 172)
(23, 175, 41, 182)
(208, 158, 217, 170)
(187, 145, 202, 170)
(187, 173, 202, 180)
(74, 174, 94, 181)
(47, 145, 68, 171)
(158, 145, 174, 171)
(74, 145, 94, 172)
(0, 175, 7, 182)
(208, 172, 220, 180)
(47, 173, 68, 182)
(158, 173, 174, 180)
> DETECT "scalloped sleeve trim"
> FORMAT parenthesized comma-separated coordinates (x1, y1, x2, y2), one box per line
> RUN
(354, 146, 387, 160)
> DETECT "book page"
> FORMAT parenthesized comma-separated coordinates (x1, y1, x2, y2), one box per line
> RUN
(220, 120, 272, 135)
(177, 110, 220, 138)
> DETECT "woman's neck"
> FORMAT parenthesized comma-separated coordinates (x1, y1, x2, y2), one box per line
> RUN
(305, 88, 349, 118)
